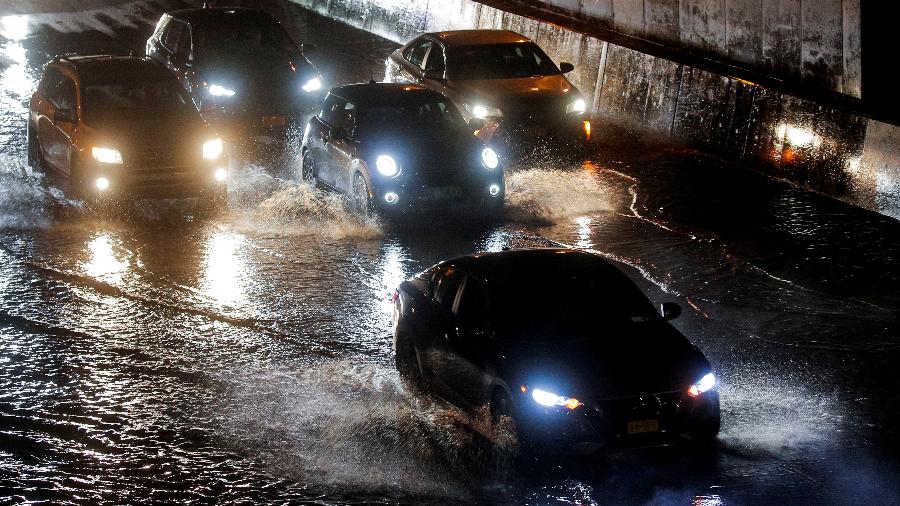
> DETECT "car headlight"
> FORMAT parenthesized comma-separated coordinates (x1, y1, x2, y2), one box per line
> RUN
(566, 98, 586, 114)
(301, 77, 321, 93)
(466, 103, 502, 119)
(375, 155, 399, 177)
(92, 146, 123, 164)
(531, 388, 582, 409)
(214, 168, 227, 182)
(208, 84, 235, 97)
(203, 138, 224, 160)
(688, 372, 716, 397)
(481, 147, 499, 169)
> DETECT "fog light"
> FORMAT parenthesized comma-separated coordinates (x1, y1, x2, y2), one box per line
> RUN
(95, 177, 110, 190)
(214, 168, 227, 182)
(489, 184, 501, 196)
(384, 192, 398, 204)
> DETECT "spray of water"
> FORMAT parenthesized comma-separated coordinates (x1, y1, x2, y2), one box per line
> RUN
(504, 168, 613, 226)
(214, 360, 518, 500)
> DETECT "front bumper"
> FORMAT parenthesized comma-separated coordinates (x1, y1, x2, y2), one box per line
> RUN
(516, 390, 721, 454)
(478, 113, 589, 146)
(371, 178, 505, 217)
(83, 159, 228, 200)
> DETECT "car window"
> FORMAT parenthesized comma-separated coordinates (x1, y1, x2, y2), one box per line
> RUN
(455, 277, 489, 328)
(424, 43, 445, 76)
(81, 75, 192, 121)
(38, 68, 65, 98)
(355, 99, 465, 138)
(48, 75, 76, 111)
(193, 17, 297, 61)
(319, 95, 354, 131)
(172, 24, 192, 59)
(162, 19, 186, 52)
(432, 268, 465, 312)
(404, 39, 431, 69)
(447, 42, 561, 79)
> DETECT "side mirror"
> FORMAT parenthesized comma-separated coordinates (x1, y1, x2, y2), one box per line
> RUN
(560, 62, 575, 74)
(661, 302, 681, 321)
(54, 109, 75, 123)
(300, 43, 317, 53)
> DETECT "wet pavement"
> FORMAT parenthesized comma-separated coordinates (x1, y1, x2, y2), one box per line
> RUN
(1, 1, 899, 504)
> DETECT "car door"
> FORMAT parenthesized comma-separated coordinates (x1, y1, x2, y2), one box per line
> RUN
(39, 72, 78, 175)
(317, 96, 356, 191)
(394, 37, 431, 84)
(417, 267, 468, 403)
(421, 39, 449, 94)
(439, 275, 496, 409)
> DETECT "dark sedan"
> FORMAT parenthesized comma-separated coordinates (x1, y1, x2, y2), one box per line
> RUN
(301, 82, 505, 218)
(146, 7, 323, 148)
(28, 55, 227, 203)
(393, 248, 721, 454)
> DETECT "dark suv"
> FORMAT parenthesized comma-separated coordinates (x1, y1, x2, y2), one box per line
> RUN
(27, 55, 227, 202)
(146, 6, 323, 147)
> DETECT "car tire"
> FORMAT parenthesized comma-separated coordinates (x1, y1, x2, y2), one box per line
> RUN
(351, 172, 373, 218)
(395, 338, 423, 391)
(300, 150, 316, 183)
(27, 121, 43, 169)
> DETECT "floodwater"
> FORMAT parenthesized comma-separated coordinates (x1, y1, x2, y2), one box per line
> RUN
(1, 1, 898, 504)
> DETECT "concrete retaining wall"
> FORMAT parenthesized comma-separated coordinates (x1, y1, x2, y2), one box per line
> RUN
(521, 0, 862, 99)
(290, 0, 899, 219)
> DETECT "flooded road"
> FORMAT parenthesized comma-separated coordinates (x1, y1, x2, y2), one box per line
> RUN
(1, 1, 898, 504)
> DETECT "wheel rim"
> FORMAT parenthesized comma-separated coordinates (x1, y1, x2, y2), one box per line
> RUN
(301, 154, 313, 181)
(352, 175, 369, 217)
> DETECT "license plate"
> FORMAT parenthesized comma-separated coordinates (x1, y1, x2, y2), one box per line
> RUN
(262, 115, 286, 127)
(432, 186, 461, 199)
(627, 419, 659, 434)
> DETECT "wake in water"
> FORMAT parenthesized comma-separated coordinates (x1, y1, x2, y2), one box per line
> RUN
(0, 154, 82, 229)
(214, 360, 518, 500)
(504, 166, 614, 226)
(227, 163, 382, 240)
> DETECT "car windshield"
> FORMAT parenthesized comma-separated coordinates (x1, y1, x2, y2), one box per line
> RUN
(194, 18, 297, 61)
(355, 99, 466, 138)
(82, 75, 193, 121)
(448, 42, 560, 79)
(488, 274, 660, 331)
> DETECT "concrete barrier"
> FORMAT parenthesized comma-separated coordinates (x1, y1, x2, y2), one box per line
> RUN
(289, 0, 900, 220)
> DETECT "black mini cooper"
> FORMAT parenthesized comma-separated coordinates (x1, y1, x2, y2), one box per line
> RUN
(393, 248, 721, 453)
(301, 83, 505, 218)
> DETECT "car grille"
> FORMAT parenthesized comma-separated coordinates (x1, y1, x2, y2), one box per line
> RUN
(590, 391, 685, 433)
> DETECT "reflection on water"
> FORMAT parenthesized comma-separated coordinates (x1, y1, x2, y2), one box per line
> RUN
(377, 242, 405, 317)
(201, 229, 248, 306)
(575, 215, 593, 249)
(83, 233, 128, 283)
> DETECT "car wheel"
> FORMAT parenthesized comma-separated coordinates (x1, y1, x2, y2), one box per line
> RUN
(395, 338, 423, 391)
(490, 389, 522, 452)
(27, 121, 43, 169)
(300, 150, 316, 183)
(351, 172, 373, 218)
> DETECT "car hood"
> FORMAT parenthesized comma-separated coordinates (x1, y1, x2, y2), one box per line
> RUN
(83, 114, 213, 163)
(448, 74, 579, 112)
(495, 320, 709, 400)
(197, 52, 316, 101)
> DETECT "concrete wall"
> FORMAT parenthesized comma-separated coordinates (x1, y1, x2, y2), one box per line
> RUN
(289, 0, 900, 219)
(521, 0, 862, 99)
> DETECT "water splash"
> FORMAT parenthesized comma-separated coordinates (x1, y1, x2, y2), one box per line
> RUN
(504, 168, 613, 225)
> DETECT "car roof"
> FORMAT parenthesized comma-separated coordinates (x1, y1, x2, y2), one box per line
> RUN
(428, 29, 531, 46)
(441, 248, 627, 284)
(167, 7, 277, 25)
(329, 82, 447, 106)
(54, 55, 171, 82)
